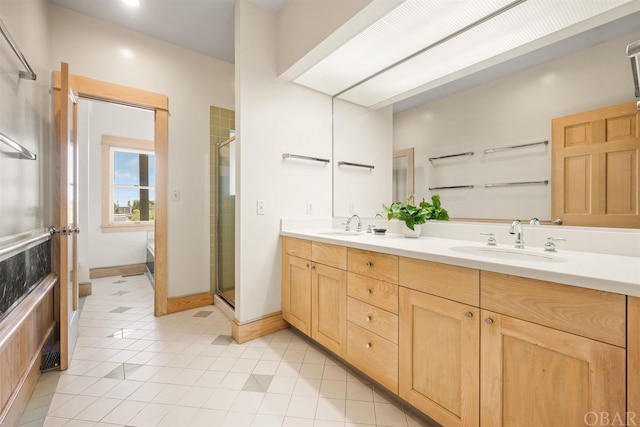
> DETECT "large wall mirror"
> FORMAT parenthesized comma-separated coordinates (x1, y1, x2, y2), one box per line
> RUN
(330, 6, 640, 227)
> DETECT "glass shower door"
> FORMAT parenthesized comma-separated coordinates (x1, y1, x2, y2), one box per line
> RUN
(216, 136, 235, 307)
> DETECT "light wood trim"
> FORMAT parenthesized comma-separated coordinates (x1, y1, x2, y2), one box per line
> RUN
(629, 296, 640, 417)
(154, 108, 169, 316)
(347, 273, 398, 314)
(54, 69, 169, 318)
(312, 241, 347, 270)
(347, 297, 398, 344)
(54, 72, 168, 111)
(348, 248, 398, 284)
(89, 263, 147, 279)
(0, 274, 56, 425)
(284, 237, 312, 259)
(399, 257, 479, 306)
(167, 293, 214, 314)
(232, 312, 289, 344)
(481, 271, 626, 347)
(481, 311, 625, 426)
(79, 282, 92, 297)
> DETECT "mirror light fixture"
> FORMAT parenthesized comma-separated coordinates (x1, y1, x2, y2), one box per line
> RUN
(292, 0, 639, 108)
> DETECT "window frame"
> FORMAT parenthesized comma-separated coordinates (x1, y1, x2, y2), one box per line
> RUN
(101, 135, 155, 232)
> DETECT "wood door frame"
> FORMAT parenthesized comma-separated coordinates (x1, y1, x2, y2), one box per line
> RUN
(53, 72, 169, 316)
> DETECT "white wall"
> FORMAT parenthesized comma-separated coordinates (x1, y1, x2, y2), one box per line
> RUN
(333, 99, 393, 218)
(0, 0, 51, 238)
(235, 0, 333, 323)
(393, 31, 640, 221)
(76, 99, 154, 278)
(50, 5, 235, 297)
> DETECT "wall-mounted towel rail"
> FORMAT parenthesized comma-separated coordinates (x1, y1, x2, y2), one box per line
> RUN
(484, 140, 548, 154)
(0, 18, 37, 80)
(428, 185, 474, 190)
(282, 153, 330, 164)
(428, 152, 474, 161)
(338, 161, 374, 170)
(0, 132, 36, 160)
(484, 180, 548, 188)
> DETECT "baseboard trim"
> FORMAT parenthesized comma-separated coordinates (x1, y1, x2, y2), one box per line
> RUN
(79, 281, 92, 297)
(232, 312, 289, 344)
(167, 293, 214, 314)
(89, 263, 147, 279)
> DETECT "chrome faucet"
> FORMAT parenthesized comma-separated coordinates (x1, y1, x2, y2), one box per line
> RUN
(509, 220, 524, 248)
(345, 214, 361, 232)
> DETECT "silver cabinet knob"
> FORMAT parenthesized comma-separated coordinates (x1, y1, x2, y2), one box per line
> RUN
(365, 343, 372, 349)
(365, 316, 371, 322)
(365, 289, 372, 295)
(365, 261, 372, 268)
(485, 318, 494, 325)
(306, 263, 310, 268)
(464, 312, 473, 319)
(311, 265, 315, 270)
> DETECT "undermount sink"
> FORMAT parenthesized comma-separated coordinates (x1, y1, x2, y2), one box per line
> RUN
(450, 246, 566, 262)
(316, 230, 363, 236)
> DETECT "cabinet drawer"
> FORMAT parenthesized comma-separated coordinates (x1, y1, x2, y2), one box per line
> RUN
(400, 257, 479, 306)
(481, 271, 626, 347)
(348, 297, 398, 344)
(347, 322, 398, 393)
(347, 272, 398, 314)
(312, 241, 347, 270)
(284, 237, 311, 259)
(348, 248, 398, 284)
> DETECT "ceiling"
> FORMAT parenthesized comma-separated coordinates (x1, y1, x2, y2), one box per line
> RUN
(48, 0, 288, 64)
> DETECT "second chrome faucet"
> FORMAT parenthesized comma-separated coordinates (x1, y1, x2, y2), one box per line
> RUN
(509, 220, 525, 248)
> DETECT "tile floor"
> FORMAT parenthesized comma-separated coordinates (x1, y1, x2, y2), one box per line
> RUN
(19, 274, 434, 427)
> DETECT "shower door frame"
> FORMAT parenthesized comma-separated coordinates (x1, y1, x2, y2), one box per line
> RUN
(214, 135, 236, 307)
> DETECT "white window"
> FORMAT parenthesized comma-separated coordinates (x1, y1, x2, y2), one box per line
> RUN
(102, 136, 155, 232)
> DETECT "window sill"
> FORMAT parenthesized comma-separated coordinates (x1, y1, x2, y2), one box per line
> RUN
(102, 224, 154, 233)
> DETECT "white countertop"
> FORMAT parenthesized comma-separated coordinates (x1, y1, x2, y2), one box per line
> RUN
(281, 229, 640, 297)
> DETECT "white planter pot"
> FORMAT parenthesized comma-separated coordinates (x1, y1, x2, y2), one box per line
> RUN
(402, 223, 421, 238)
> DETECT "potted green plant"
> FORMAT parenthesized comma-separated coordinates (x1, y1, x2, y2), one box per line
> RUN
(382, 195, 449, 238)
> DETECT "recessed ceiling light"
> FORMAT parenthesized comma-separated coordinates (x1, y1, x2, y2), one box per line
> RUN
(122, 0, 140, 7)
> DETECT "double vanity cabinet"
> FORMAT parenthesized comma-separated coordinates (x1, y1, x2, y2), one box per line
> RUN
(281, 235, 634, 427)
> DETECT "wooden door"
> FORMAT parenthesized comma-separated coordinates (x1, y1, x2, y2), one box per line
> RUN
(552, 101, 640, 227)
(399, 288, 479, 427)
(481, 311, 625, 427)
(53, 62, 80, 370)
(282, 255, 311, 335)
(311, 263, 347, 356)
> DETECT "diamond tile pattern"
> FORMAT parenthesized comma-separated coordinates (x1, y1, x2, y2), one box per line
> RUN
(20, 274, 434, 426)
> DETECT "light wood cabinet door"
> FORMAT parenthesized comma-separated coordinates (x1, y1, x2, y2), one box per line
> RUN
(311, 263, 347, 357)
(481, 311, 626, 427)
(399, 288, 479, 427)
(282, 255, 311, 335)
(552, 101, 640, 228)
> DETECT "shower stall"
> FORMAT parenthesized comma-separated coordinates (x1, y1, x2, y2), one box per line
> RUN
(215, 135, 236, 307)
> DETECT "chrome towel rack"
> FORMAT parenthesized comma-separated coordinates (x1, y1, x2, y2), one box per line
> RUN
(0, 132, 36, 160)
(282, 153, 330, 164)
(484, 180, 548, 188)
(428, 185, 474, 190)
(338, 161, 374, 170)
(0, 18, 36, 80)
(428, 152, 474, 161)
(484, 140, 548, 154)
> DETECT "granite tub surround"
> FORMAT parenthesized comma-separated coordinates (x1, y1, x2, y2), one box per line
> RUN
(280, 220, 640, 297)
(0, 239, 51, 321)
